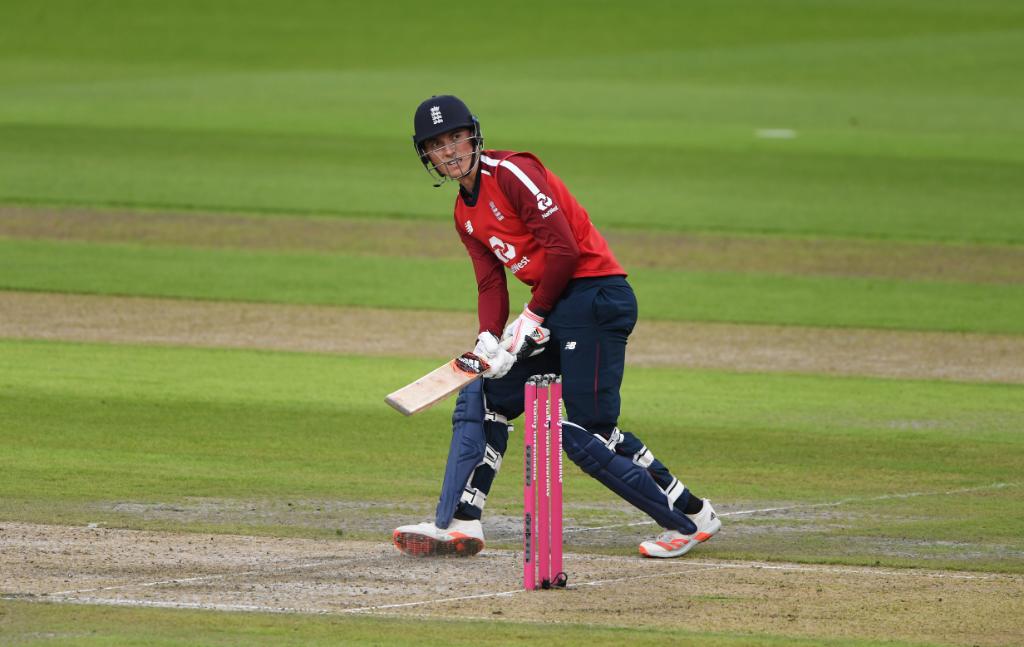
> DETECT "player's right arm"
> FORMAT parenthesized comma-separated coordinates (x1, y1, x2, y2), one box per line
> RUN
(458, 227, 516, 379)
(458, 225, 510, 338)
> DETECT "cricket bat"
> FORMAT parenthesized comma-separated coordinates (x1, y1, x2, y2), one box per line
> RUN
(385, 328, 548, 416)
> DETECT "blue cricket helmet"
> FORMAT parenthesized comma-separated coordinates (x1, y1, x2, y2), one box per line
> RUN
(412, 95, 483, 168)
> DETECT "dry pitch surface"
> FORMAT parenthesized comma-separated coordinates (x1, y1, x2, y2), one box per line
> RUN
(2, 208, 1023, 644)
(3, 292, 1023, 384)
(2, 522, 1022, 646)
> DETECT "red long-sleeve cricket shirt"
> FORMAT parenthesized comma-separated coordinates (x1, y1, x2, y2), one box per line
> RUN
(454, 150, 625, 335)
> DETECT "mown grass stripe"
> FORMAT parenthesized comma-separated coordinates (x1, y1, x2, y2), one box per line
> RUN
(4, 291, 1024, 383)
(2, 121, 1022, 244)
(3, 238, 1023, 334)
(3, 207, 1022, 284)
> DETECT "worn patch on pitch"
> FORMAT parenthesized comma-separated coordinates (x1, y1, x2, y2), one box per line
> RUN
(3, 291, 1023, 384)
(1, 522, 1021, 646)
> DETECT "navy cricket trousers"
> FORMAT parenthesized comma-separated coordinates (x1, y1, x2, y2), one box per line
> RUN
(483, 275, 637, 437)
(456, 275, 691, 524)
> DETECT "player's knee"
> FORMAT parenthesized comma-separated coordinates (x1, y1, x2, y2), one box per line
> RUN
(561, 392, 620, 439)
(483, 414, 510, 455)
(481, 378, 525, 421)
(452, 381, 482, 425)
(561, 421, 614, 474)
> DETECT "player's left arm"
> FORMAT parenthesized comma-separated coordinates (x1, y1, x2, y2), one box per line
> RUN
(497, 154, 580, 352)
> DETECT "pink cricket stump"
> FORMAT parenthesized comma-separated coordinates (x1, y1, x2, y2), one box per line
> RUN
(524, 375, 567, 590)
(523, 378, 537, 591)
(536, 377, 551, 588)
(549, 377, 564, 581)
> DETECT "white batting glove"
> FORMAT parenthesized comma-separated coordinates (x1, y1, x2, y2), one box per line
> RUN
(473, 331, 516, 379)
(503, 306, 545, 357)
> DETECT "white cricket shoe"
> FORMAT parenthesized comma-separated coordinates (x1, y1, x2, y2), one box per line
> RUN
(639, 499, 721, 558)
(392, 518, 485, 557)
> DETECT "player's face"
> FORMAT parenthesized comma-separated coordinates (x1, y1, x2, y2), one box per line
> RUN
(423, 128, 477, 179)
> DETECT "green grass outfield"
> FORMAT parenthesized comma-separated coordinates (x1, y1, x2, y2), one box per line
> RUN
(2, 0, 1023, 644)
(1, 0, 1023, 242)
(0, 600, 936, 647)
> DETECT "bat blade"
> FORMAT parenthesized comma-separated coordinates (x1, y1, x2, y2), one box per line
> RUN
(384, 353, 488, 416)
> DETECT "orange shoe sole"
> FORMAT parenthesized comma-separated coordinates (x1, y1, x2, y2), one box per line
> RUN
(393, 531, 484, 558)
(639, 532, 715, 558)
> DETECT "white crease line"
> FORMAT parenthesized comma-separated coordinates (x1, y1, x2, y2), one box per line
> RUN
(567, 559, 1002, 587)
(563, 482, 1018, 534)
(50, 574, 239, 597)
(724, 481, 1019, 518)
(344, 564, 734, 613)
(9, 559, 1008, 619)
(10, 595, 324, 615)
(342, 587, 523, 613)
(693, 560, 1003, 581)
(351, 609, 526, 624)
(566, 563, 730, 589)
(48, 558, 362, 597)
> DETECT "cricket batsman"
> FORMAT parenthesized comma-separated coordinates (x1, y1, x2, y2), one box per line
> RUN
(393, 95, 720, 558)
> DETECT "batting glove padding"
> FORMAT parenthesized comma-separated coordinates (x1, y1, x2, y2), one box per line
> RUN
(474, 332, 516, 379)
(503, 306, 545, 357)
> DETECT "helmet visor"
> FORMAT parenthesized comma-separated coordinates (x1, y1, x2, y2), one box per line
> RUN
(421, 129, 480, 182)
